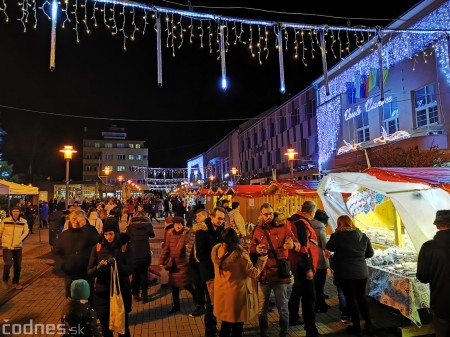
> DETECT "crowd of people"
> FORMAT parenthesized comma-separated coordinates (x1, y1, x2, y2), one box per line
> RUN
(0, 195, 448, 337)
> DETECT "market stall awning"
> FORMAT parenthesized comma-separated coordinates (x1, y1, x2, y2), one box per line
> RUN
(263, 179, 319, 196)
(317, 168, 450, 252)
(365, 167, 450, 192)
(0, 179, 39, 195)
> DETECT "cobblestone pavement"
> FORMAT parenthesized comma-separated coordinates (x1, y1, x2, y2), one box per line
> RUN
(0, 217, 416, 337)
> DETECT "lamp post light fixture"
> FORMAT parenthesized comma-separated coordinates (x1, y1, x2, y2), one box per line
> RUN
(209, 175, 215, 189)
(284, 146, 298, 178)
(59, 145, 77, 209)
(230, 166, 241, 185)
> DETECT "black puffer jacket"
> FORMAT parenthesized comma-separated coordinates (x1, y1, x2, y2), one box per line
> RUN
(326, 228, 374, 279)
(417, 229, 450, 321)
(126, 216, 155, 264)
(54, 226, 99, 278)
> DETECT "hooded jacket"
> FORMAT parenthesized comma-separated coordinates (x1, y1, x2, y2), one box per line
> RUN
(185, 221, 208, 262)
(0, 216, 29, 249)
(416, 229, 450, 320)
(326, 228, 374, 280)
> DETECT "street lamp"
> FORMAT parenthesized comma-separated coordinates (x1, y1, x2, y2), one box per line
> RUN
(209, 175, 215, 189)
(59, 145, 77, 209)
(284, 146, 298, 179)
(230, 166, 241, 185)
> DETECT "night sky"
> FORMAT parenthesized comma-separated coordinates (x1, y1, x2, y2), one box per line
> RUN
(0, 0, 421, 181)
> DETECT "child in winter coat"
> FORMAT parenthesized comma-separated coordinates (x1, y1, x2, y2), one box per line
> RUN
(61, 279, 102, 337)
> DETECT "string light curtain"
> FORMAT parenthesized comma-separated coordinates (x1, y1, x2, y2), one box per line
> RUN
(3, 0, 449, 93)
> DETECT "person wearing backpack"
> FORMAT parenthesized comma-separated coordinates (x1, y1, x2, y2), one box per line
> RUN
(287, 200, 321, 337)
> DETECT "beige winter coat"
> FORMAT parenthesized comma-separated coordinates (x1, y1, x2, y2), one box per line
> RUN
(228, 209, 247, 238)
(0, 216, 29, 249)
(211, 244, 267, 323)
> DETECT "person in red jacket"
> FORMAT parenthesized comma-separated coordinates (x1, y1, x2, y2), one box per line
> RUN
(250, 202, 299, 337)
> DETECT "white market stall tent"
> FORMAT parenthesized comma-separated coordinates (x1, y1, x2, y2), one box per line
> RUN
(0, 179, 39, 195)
(317, 167, 450, 252)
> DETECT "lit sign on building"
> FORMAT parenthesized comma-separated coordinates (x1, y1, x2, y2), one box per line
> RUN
(344, 96, 393, 121)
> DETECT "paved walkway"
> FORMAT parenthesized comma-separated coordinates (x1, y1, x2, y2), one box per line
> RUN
(0, 217, 417, 337)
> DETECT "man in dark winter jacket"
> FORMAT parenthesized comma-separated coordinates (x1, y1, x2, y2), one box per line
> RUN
(127, 215, 155, 303)
(195, 207, 226, 337)
(54, 210, 99, 303)
(417, 210, 450, 337)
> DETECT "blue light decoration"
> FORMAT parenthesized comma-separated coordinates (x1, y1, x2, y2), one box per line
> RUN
(219, 23, 227, 91)
(276, 26, 285, 94)
(49, 0, 57, 71)
(316, 0, 450, 168)
(316, 96, 341, 170)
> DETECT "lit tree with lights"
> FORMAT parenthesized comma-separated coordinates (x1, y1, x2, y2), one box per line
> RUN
(0, 126, 14, 181)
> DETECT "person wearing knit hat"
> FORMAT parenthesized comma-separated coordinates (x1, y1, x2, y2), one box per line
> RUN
(62, 279, 102, 337)
(71, 279, 90, 301)
(417, 210, 450, 336)
(102, 217, 120, 234)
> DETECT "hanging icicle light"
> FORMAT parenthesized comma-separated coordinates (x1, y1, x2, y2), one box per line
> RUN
(319, 29, 329, 96)
(219, 22, 227, 90)
(49, 0, 58, 71)
(276, 25, 285, 94)
(156, 12, 162, 87)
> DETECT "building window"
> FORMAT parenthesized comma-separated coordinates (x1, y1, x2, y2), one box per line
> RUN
(253, 132, 258, 145)
(104, 154, 113, 161)
(117, 154, 126, 160)
(383, 97, 399, 135)
(136, 155, 142, 160)
(247, 135, 251, 148)
(276, 148, 281, 163)
(117, 166, 126, 172)
(135, 144, 141, 149)
(301, 138, 310, 157)
(267, 151, 272, 166)
(128, 155, 135, 160)
(85, 166, 92, 172)
(143, 155, 148, 160)
(117, 143, 124, 148)
(241, 140, 245, 151)
(415, 84, 439, 127)
(270, 121, 275, 138)
(258, 155, 262, 168)
(261, 128, 266, 142)
(105, 165, 113, 172)
(129, 144, 134, 148)
(105, 143, 112, 148)
(279, 115, 286, 133)
(291, 110, 299, 126)
(94, 143, 100, 148)
(356, 110, 370, 142)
